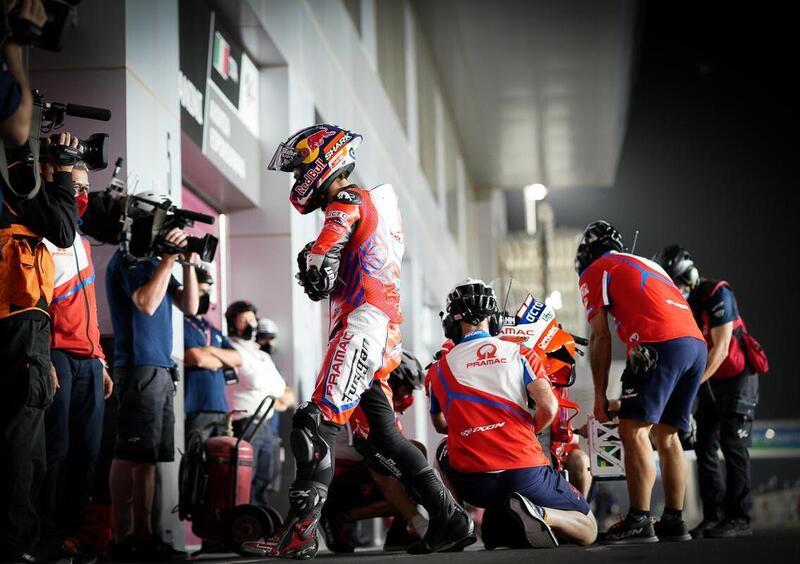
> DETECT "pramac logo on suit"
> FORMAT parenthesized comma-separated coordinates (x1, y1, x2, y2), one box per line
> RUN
(466, 343, 507, 368)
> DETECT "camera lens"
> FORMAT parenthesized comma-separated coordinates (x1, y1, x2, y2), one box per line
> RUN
(81, 133, 109, 170)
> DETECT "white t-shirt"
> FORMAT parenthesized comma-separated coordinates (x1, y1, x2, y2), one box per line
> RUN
(227, 338, 287, 421)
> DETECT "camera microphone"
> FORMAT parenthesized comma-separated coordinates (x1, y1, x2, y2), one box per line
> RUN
(64, 103, 111, 122)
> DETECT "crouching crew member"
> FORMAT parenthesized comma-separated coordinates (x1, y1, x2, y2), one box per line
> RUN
(321, 351, 430, 553)
(429, 280, 597, 548)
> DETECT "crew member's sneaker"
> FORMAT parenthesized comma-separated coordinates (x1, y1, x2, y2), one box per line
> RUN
(506, 493, 558, 548)
(600, 515, 659, 544)
(407, 502, 476, 554)
(690, 519, 721, 539)
(109, 536, 147, 562)
(0, 549, 72, 564)
(56, 538, 99, 564)
(654, 515, 692, 541)
(383, 519, 420, 552)
(705, 518, 752, 538)
(144, 535, 187, 561)
(319, 513, 354, 553)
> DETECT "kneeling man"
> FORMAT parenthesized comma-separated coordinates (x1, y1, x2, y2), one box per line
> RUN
(429, 280, 597, 548)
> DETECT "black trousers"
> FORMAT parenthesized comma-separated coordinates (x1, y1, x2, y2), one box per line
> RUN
(694, 372, 759, 522)
(40, 350, 105, 545)
(0, 311, 53, 554)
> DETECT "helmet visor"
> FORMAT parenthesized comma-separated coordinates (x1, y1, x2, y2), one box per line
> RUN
(267, 141, 301, 172)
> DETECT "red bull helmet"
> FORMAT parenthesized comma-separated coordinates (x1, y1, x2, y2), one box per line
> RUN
(267, 124, 363, 214)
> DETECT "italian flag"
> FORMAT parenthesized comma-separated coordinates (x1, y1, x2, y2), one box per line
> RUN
(213, 32, 230, 79)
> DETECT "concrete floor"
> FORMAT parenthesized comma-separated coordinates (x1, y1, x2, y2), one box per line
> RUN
(166, 529, 799, 564)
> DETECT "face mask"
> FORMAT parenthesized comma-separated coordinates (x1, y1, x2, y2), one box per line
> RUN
(241, 323, 257, 342)
(196, 293, 210, 316)
(260, 342, 273, 355)
(680, 288, 691, 300)
(75, 193, 89, 218)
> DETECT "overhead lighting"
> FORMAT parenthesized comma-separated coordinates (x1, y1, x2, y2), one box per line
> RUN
(524, 183, 548, 202)
(545, 290, 563, 310)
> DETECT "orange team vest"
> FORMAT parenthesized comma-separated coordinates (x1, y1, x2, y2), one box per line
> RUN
(0, 220, 55, 319)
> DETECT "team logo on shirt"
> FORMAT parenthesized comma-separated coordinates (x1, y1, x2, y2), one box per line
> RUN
(460, 421, 506, 437)
(466, 343, 507, 368)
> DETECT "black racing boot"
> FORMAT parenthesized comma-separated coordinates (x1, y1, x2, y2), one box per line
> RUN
(406, 469, 476, 554)
(242, 481, 327, 560)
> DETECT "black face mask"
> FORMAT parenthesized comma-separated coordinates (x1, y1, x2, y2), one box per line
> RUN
(197, 294, 211, 316)
(240, 324, 257, 342)
(260, 342, 273, 355)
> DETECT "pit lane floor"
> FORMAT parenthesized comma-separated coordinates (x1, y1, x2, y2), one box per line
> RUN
(159, 529, 799, 564)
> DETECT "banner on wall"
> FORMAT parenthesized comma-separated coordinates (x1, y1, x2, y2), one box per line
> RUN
(178, 0, 260, 196)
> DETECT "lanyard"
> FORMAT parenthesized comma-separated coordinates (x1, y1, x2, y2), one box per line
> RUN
(187, 316, 211, 347)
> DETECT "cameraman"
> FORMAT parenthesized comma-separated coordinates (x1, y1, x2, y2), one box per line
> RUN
(0, 131, 78, 564)
(105, 199, 198, 561)
(1, 0, 46, 146)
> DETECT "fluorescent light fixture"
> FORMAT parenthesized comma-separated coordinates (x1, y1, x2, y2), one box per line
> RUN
(525, 183, 548, 201)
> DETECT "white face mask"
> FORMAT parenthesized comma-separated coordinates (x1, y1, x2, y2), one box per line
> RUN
(681, 288, 691, 300)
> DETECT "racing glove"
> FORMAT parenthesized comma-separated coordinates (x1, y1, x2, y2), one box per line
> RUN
(295, 241, 339, 301)
(628, 343, 659, 375)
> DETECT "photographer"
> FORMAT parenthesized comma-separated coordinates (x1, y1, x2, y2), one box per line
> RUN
(1, 0, 46, 146)
(0, 130, 78, 564)
(105, 194, 198, 561)
(39, 160, 112, 564)
(184, 267, 241, 441)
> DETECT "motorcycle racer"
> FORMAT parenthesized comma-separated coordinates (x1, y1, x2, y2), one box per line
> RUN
(244, 125, 474, 559)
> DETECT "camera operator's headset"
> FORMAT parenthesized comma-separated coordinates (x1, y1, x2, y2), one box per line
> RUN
(0, 103, 44, 199)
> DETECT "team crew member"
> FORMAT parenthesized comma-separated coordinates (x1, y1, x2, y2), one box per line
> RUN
(654, 245, 761, 538)
(225, 301, 295, 508)
(322, 351, 429, 553)
(428, 280, 597, 548)
(576, 221, 707, 543)
(105, 193, 198, 561)
(244, 124, 473, 559)
(40, 162, 113, 563)
(183, 268, 241, 440)
(1, 131, 77, 564)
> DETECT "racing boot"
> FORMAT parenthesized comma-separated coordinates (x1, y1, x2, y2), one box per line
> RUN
(241, 481, 327, 560)
(406, 469, 476, 554)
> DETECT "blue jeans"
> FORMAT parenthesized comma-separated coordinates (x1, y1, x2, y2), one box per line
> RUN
(42, 349, 104, 542)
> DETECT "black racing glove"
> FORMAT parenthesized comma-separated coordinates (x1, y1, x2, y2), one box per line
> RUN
(295, 241, 338, 301)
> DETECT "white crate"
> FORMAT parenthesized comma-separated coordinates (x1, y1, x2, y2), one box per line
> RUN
(587, 415, 626, 480)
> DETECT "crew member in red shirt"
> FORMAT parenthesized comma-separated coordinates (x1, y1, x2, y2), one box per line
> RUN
(576, 221, 707, 544)
(429, 280, 597, 548)
(41, 161, 113, 562)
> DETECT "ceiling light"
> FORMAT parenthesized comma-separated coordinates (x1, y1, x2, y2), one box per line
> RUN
(524, 183, 548, 201)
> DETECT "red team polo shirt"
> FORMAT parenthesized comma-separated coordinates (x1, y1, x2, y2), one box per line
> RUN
(429, 331, 551, 473)
(579, 252, 703, 350)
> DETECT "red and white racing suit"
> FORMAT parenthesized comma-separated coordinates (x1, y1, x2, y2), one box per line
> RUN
(308, 184, 404, 425)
